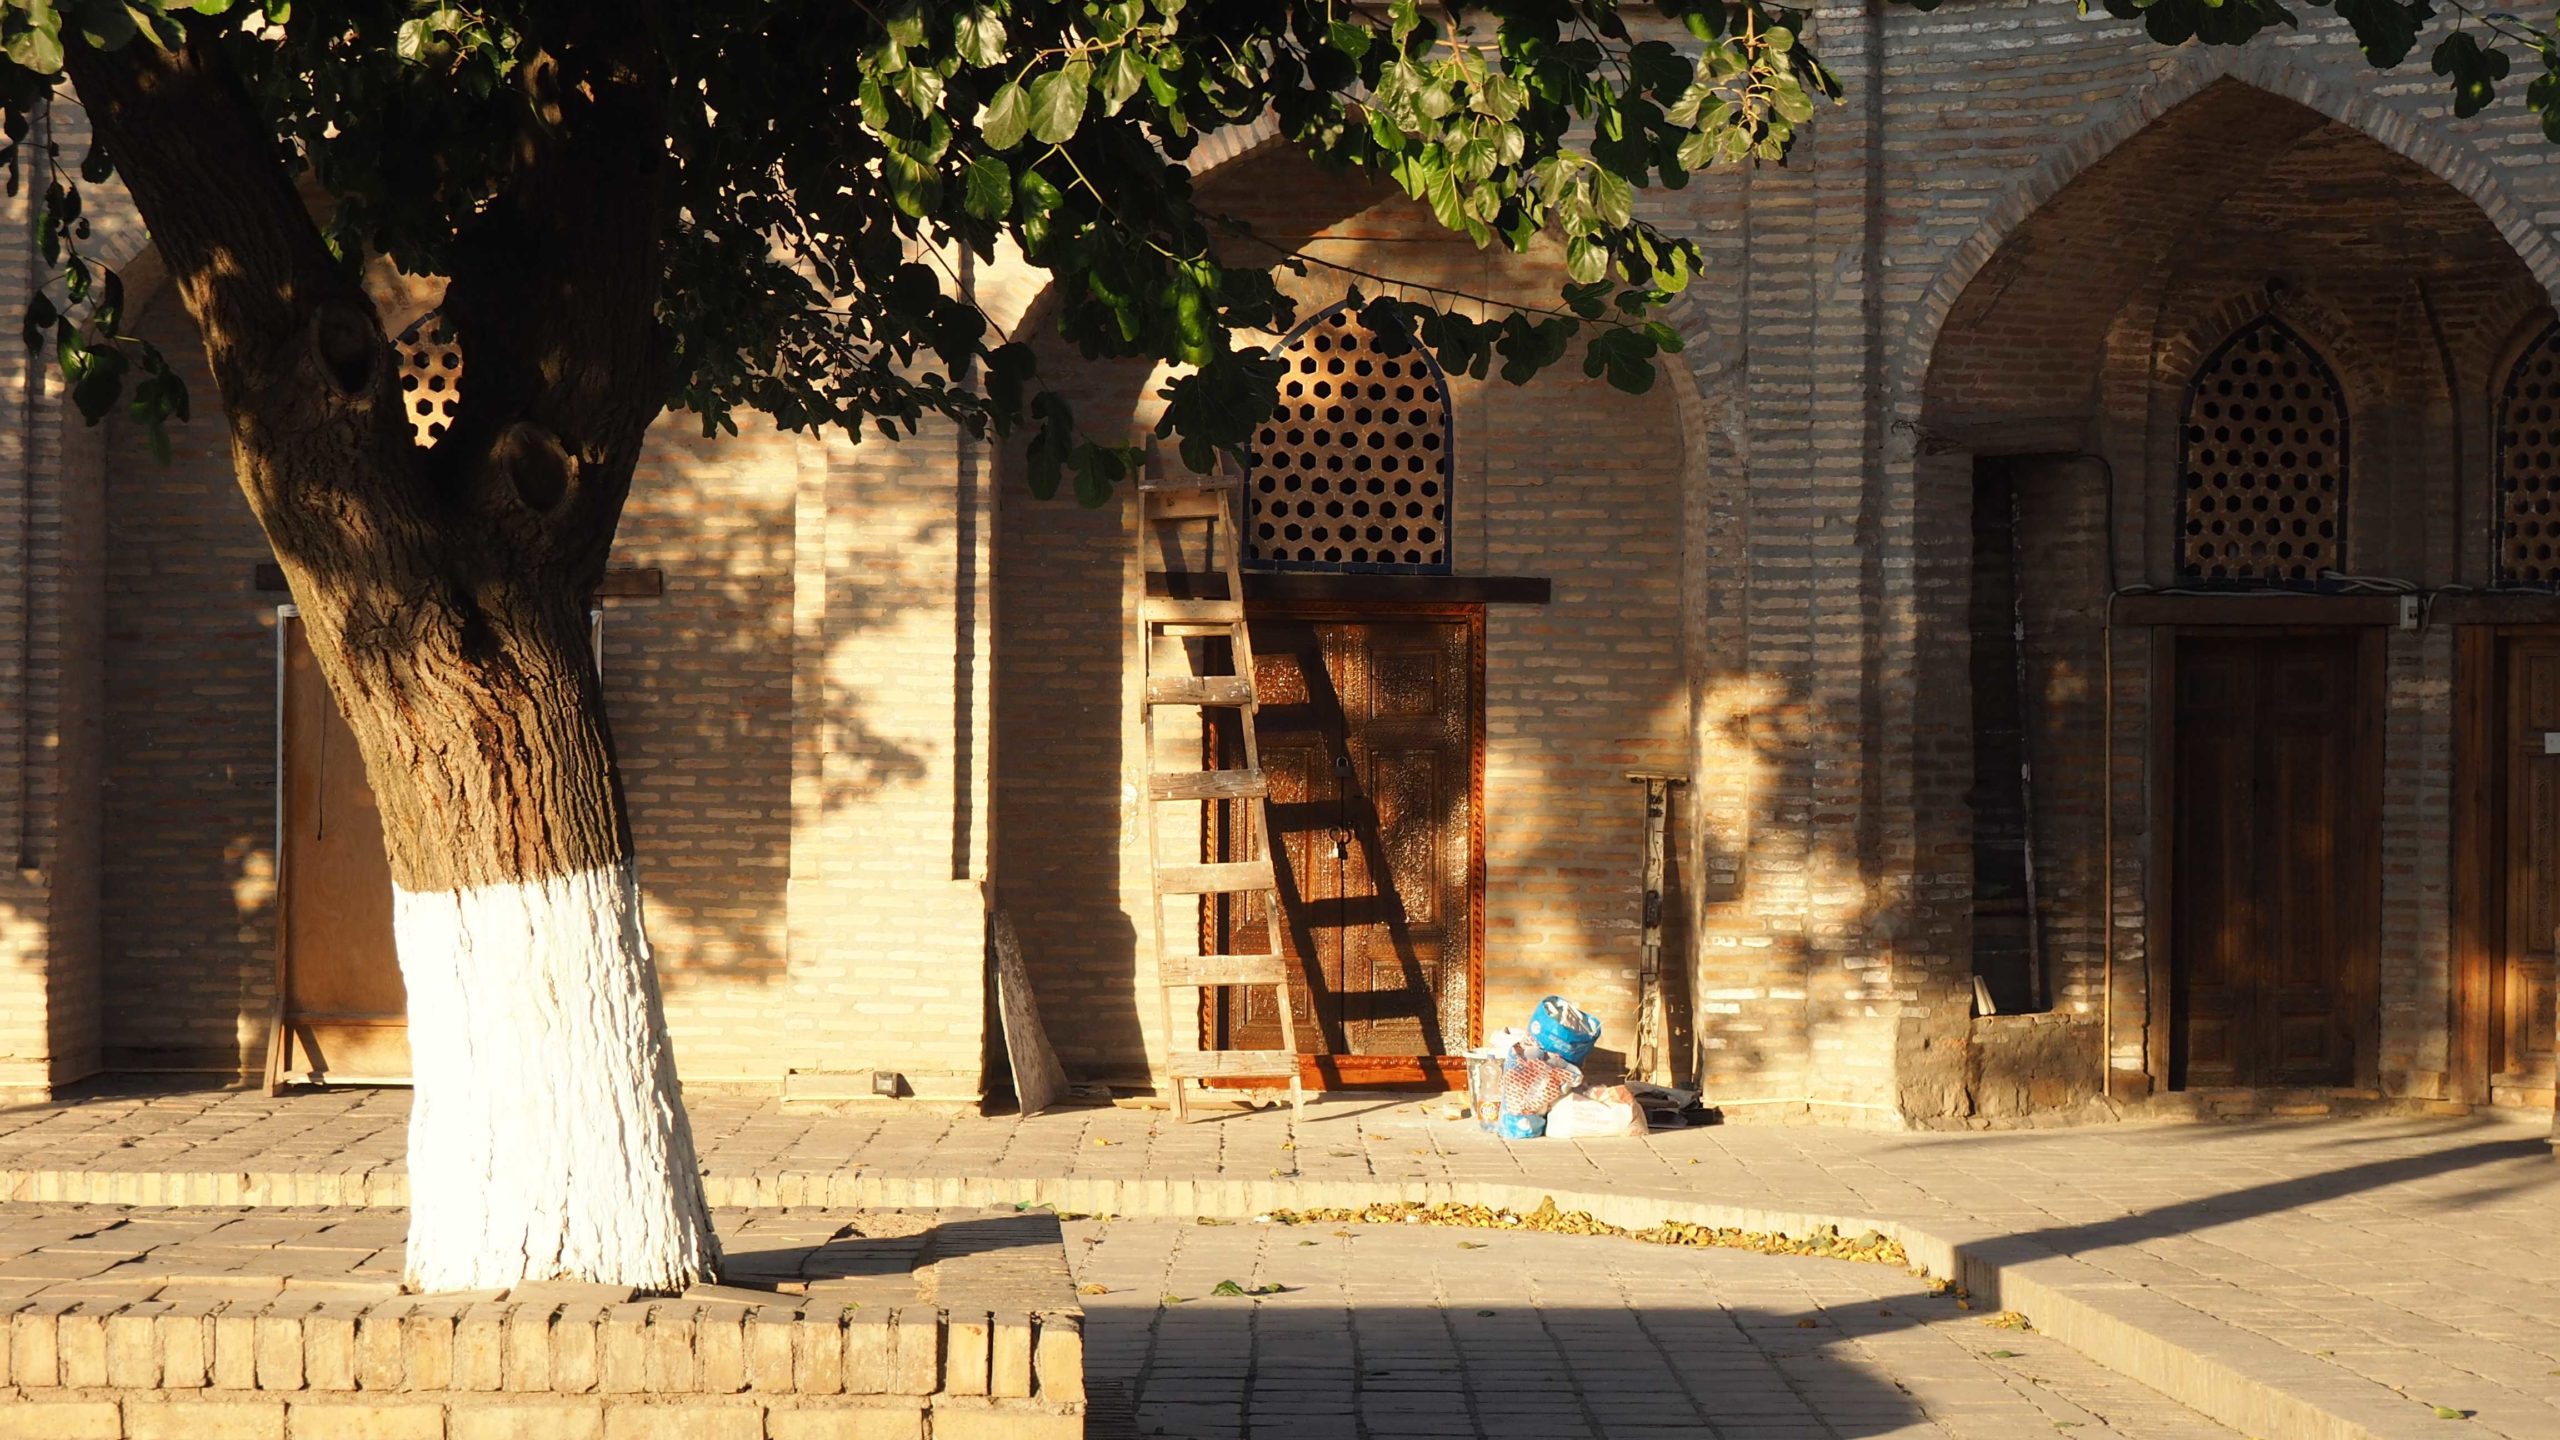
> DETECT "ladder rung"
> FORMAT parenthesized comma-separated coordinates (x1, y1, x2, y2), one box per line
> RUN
(1143, 597, 1243, 624)
(1158, 954, 1290, 988)
(1147, 676, 1256, 707)
(1157, 860, 1274, 894)
(1150, 769, 1266, 801)
(1169, 1049, 1300, 1079)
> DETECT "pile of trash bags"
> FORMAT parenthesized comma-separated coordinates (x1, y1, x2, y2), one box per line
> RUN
(1468, 997, 1642, 1139)
(1463, 996, 1721, 1139)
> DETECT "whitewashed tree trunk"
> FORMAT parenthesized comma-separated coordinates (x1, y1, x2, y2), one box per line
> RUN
(395, 862, 716, 1292)
(65, 19, 711, 1294)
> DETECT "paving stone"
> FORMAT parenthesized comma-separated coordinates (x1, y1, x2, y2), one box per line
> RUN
(450, 1399, 604, 1440)
(284, 1399, 446, 1440)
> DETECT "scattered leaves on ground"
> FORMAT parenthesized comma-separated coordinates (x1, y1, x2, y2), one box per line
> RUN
(1984, 1311, 2032, 1332)
(1246, 1197, 1913, 1269)
(1207, 1279, 1285, 1297)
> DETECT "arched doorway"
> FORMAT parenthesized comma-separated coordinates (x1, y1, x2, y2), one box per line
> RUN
(1917, 77, 2553, 1102)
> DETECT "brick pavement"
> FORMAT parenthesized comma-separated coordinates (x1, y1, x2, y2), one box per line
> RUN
(1, 1088, 2555, 1438)
(1070, 1219, 2240, 1440)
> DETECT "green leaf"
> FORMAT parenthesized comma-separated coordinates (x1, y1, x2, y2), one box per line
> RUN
(1591, 169, 1633, 227)
(962, 152, 1012, 219)
(2433, 31, 2510, 118)
(1100, 47, 1144, 114)
(981, 83, 1032, 149)
(1326, 20, 1371, 59)
(6, 22, 65, 74)
(884, 152, 941, 219)
(1016, 166, 1065, 250)
(1565, 233, 1606, 285)
(954, 6, 1008, 68)
(1029, 59, 1092, 144)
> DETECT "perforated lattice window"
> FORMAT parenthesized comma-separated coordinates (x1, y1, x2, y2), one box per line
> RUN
(395, 310, 463, 448)
(2498, 322, 2560, 587)
(2178, 317, 2347, 584)
(1247, 304, 1452, 573)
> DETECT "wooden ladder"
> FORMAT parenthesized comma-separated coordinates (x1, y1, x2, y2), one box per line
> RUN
(1135, 459, 1305, 1122)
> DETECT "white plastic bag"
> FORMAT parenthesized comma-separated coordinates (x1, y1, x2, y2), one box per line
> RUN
(1543, 1083, 1647, 1140)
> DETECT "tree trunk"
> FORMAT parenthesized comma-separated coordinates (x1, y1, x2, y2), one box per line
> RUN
(313, 592, 719, 1293)
(61, 26, 718, 1290)
(291, 559, 719, 1292)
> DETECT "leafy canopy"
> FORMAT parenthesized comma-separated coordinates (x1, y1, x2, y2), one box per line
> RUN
(0, 0, 2541, 499)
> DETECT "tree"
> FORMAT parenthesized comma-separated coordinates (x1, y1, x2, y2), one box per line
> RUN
(0, 0, 2524, 1291)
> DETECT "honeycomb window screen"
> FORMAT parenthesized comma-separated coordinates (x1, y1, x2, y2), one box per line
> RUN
(1247, 303, 1453, 573)
(2498, 322, 2560, 587)
(2177, 316, 2347, 585)
(395, 310, 464, 448)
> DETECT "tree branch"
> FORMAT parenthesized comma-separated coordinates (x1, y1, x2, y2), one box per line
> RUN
(436, 16, 672, 585)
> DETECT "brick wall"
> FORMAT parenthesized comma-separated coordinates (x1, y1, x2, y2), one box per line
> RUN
(0, 97, 111, 1095)
(85, 276, 997, 1092)
(992, 145, 1690, 1085)
(19, 4, 2560, 1120)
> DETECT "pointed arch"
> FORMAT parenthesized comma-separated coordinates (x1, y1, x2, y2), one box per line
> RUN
(1905, 52, 2560, 402)
(2497, 320, 2560, 586)
(2176, 314, 2348, 584)
(1245, 301, 1455, 574)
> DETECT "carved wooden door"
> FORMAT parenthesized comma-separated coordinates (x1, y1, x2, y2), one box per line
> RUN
(1218, 612, 1479, 1066)
(2171, 633, 2376, 1089)
(2498, 637, 2560, 1091)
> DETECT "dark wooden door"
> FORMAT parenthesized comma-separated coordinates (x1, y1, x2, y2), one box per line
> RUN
(2170, 633, 2375, 1089)
(276, 615, 411, 1083)
(2497, 638, 2560, 1091)
(1219, 612, 1479, 1069)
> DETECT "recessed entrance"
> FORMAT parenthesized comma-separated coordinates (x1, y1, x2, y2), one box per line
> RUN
(1211, 606, 1483, 1086)
(2168, 631, 2380, 1089)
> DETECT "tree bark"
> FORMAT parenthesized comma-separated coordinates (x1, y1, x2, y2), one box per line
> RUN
(65, 27, 719, 1288)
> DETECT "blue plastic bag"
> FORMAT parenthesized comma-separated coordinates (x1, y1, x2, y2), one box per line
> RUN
(1497, 1110, 1547, 1140)
(1528, 996, 1601, 1065)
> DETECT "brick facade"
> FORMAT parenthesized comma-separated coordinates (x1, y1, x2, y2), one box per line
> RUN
(7, 5, 2559, 1123)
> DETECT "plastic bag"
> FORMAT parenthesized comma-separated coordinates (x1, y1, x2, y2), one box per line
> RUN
(1528, 996, 1602, 1065)
(1545, 1084, 1647, 1141)
(1497, 1109, 1546, 1140)
(1499, 1046, 1582, 1118)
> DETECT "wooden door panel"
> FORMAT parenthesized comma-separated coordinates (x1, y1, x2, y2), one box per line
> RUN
(2173, 646, 2256, 1090)
(2172, 634, 2367, 1089)
(1230, 621, 1336, 1054)
(1218, 611, 1478, 1065)
(279, 616, 411, 1082)
(2500, 640, 2560, 1083)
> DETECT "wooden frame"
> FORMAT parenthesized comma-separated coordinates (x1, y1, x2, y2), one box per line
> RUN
(2449, 623, 2560, 1101)
(2452, 625, 2499, 1102)
(1208, 596, 1488, 1089)
(2147, 624, 2386, 1092)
